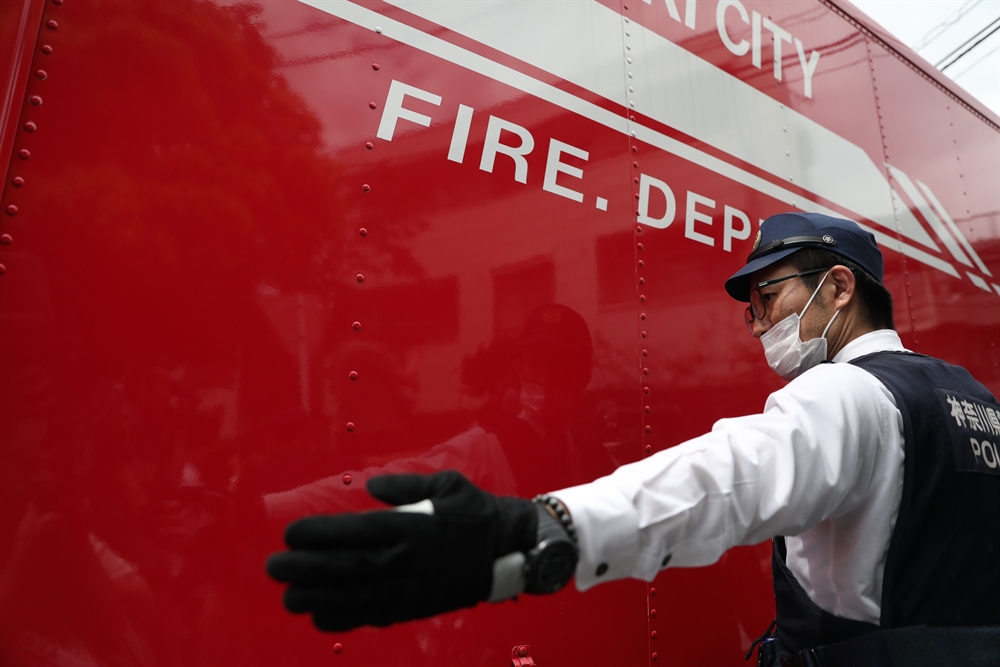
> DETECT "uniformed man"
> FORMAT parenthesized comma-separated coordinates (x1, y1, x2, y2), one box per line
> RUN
(267, 212, 1000, 665)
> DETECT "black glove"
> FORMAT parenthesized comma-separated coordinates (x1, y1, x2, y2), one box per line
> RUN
(266, 471, 537, 631)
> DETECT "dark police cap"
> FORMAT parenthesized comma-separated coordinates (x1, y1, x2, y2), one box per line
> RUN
(724, 212, 884, 302)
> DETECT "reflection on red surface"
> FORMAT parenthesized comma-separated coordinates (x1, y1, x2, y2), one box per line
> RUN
(0, 0, 996, 665)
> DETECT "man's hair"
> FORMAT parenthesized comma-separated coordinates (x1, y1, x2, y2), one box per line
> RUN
(787, 249, 895, 331)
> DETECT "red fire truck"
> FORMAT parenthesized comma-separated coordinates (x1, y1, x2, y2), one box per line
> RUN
(1, 0, 997, 665)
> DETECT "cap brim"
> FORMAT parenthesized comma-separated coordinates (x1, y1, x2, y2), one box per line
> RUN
(724, 247, 800, 301)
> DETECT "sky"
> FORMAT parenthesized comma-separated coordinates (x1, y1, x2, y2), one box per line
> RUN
(849, 0, 1000, 116)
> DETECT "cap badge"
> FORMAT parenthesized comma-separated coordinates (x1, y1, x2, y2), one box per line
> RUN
(822, 234, 837, 245)
(752, 229, 762, 251)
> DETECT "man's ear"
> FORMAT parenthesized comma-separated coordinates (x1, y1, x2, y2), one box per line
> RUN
(828, 265, 856, 310)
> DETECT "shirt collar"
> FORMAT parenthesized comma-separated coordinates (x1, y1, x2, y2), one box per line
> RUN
(832, 329, 907, 364)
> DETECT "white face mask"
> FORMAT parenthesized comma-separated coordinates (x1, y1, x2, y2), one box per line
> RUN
(760, 270, 840, 380)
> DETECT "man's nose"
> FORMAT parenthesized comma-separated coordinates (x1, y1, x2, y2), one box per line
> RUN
(751, 317, 770, 339)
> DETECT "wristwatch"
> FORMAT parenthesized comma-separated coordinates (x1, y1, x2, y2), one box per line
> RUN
(523, 496, 579, 594)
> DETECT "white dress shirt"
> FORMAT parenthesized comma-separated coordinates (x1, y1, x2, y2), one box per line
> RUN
(555, 330, 907, 624)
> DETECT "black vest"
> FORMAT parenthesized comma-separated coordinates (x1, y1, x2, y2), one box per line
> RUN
(773, 351, 1000, 656)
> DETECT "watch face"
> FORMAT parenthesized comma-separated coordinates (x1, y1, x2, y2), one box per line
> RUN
(533, 540, 578, 593)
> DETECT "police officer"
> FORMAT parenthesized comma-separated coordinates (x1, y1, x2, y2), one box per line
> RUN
(267, 212, 1000, 664)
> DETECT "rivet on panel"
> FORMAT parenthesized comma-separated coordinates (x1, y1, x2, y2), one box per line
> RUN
(642, 348, 647, 355)
(642, 367, 649, 375)
(645, 425, 651, 433)
(372, 63, 380, 70)
(41, 44, 53, 54)
(1, 234, 12, 244)
(0, 264, 6, 274)
(639, 277, 644, 285)
(17, 149, 30, 159)
(29, 95, 42, 106)
(352, 321, 361, 331)
(52, 0, 63, 5)
(35, 70, 47, 80)
(643, 386, 650, 394)
(651, 587, 657, 596)
(24, 121, 36, 132)
(636, 225, 642, 233)
(369, 101, 377, 109)
(645, 444, 652, 453)
(632, 161, 638, 168)
(12, 177, 25, 187)
(362, 184, 371, 192)
(652, 652, 658, 661)
(633, 177, 639, 184)
(641, 330, 647, 338)
(4, 206, 16, 216)
(640, 295, 646, 302)
(46, 19, 58, 29)
(629, 115, 635, 121)
(333, 642, 344, 653)
(640, 312, 646, 320)
(644, 405, 650, 413)
(365, 141, 373, 149)
(651, 631, 658, 639)
(634, 193, 640, 200)
(359, 228, 368, 237)
(356, 273, 365, 283)
(349, 371, 359, 380)
(650, 608, 657, 617)
(637, 260, 644, 267)
(637, 243, 643, 250)
(346, 422, 355, 432)
(375, 26, 383, 34)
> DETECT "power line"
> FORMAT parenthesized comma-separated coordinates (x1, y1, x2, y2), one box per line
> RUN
(915, 0, 983, 52)
(952, 43, 1000, 80)
(937, 18, 1000, 70)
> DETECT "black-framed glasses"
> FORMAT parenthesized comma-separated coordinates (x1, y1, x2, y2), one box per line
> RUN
(744, 268, 831, 334)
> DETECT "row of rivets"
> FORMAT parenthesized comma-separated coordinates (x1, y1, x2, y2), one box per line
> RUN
(2, 0, 62, 274)
(339, 52, 384, 444)
(622, 8, 662, 660)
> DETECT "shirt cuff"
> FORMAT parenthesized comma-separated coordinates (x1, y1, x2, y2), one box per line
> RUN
(553, 477, 643, 591)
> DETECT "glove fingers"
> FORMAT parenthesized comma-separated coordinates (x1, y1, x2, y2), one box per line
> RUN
(266, 542, 412, 584)
(284, 511, 429, 549)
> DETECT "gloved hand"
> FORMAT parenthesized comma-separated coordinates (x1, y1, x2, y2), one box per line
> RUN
(266, 471, 537, 631)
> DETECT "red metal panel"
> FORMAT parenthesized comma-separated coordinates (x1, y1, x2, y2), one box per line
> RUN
(0, 0, 645, 664)
(0, 1, 997, 666)
(865, 36, 1000, 394)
